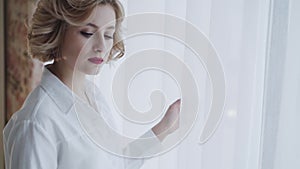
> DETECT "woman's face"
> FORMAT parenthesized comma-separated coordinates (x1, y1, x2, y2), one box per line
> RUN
(60, 4, 116, 75)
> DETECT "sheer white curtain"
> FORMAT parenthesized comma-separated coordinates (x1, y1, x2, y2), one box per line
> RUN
(93, 0, 270, 169)
(273, 0, 300, 168)
(261, 0, 300, 168)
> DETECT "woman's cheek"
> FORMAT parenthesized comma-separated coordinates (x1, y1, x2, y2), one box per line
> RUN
(76, 41, 90, 58)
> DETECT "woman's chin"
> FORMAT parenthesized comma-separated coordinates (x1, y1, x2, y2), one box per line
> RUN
(85, 67, 102, 76)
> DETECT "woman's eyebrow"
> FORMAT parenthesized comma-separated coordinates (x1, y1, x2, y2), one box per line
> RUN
(86, 23, 99, 29)
(86, 23, 115, 30)
(106, 26, 115, 30)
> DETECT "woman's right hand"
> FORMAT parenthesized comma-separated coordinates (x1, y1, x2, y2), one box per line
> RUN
(151, 99, 181, 142)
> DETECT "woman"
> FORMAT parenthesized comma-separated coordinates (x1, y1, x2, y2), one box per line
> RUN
(3, 0, 180, 169)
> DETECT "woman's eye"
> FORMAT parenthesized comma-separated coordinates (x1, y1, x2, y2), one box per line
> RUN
(104, 35, 113, 40)
(80, 31, 94, 38)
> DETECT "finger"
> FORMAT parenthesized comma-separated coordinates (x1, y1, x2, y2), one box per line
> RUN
(171, 98, 181, 108)
(175, 98, 181, 104)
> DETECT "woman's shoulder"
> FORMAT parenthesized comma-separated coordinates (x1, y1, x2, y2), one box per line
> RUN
(5, 84, 64, 132)
(17, 85, 60, 117)
(4, 84, 79, 145)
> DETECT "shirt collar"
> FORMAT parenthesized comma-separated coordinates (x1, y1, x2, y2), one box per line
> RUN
(40, 67, 75, 114)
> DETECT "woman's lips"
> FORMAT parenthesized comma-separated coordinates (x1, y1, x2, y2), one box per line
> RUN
(88, 57, 104, 65)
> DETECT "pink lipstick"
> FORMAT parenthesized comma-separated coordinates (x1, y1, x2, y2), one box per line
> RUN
(88, 57, 104, 65)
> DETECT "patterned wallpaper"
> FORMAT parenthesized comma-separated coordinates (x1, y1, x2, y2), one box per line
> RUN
(5, 0, 42, 122)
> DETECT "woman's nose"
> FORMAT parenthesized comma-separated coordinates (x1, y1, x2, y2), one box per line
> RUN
(93, 33, 106, 53)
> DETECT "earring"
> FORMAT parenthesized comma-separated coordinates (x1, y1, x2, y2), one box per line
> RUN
(54, 56, 67, 62)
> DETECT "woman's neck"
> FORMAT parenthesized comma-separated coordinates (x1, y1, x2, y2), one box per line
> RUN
(47, 62, 86, 97)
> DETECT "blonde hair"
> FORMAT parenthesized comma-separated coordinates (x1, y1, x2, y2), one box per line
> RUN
(28, 0, 125, 62)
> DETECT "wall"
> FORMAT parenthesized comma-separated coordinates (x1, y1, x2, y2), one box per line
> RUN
(0, 0, 5, 167)
(5, 0, 42, 123)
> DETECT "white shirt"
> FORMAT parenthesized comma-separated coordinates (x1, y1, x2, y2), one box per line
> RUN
(3, 68, 161, 169)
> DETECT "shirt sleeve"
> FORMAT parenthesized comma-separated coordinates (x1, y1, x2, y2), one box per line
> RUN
(123, 129, 162, 169)
(4, 121, 57, 169)
(88, 82, 162, 169)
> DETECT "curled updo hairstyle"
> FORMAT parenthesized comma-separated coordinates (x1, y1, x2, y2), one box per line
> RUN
(28, 0, 125, 62)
